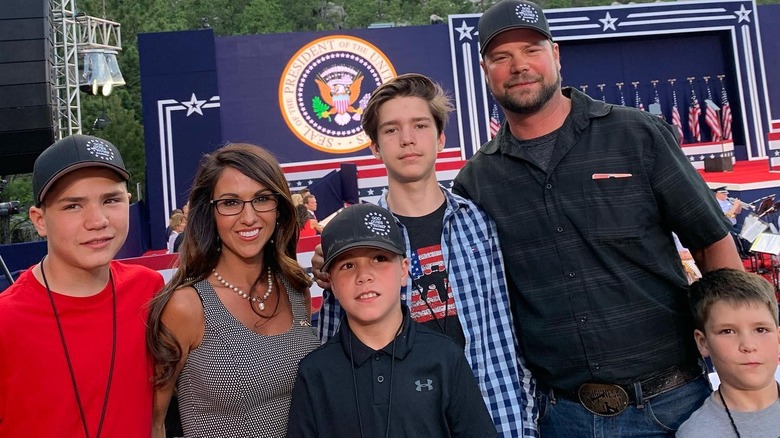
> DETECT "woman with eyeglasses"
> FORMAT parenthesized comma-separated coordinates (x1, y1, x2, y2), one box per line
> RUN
(146, 143, 319, 438)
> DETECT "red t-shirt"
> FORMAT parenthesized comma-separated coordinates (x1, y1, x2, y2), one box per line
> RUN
(0, 261, 163, 437)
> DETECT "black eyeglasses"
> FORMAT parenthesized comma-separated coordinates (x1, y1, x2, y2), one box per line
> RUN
(210, 193, 279, 216)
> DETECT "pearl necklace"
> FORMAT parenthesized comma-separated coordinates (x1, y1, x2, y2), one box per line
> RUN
(213, 267, 274, 311)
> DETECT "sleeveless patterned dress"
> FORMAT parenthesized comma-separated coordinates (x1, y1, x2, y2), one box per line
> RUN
(177, 276, 319, 437)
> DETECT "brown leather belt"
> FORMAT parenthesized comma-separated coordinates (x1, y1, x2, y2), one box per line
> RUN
(558, 364, 704, 416)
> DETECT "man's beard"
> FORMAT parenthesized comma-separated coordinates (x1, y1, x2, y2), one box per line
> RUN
(494, 72, 561, 115)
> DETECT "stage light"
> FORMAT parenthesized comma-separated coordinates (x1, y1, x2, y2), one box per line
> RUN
(79, 49, 124, 96)
(104, 50, 125, 88)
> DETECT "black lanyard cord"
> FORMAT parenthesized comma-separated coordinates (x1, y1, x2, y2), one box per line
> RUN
(40, 256, 117, 438)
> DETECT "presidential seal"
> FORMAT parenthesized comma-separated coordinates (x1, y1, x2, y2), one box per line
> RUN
(279, 35, 396, 153)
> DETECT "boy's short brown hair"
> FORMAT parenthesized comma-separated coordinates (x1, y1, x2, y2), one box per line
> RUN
(689, 268, 779, 331)
(361, 73, 453, 147)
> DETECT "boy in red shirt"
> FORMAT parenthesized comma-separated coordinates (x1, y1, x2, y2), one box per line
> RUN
(0, 135, 163, 437)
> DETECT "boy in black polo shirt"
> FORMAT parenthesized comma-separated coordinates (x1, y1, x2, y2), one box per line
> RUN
(286, 203, 496, 437)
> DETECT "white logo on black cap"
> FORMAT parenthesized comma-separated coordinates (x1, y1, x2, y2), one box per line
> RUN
(516, 4, 540, 23)
(363, 211, 391, 236)
(85, 139, 116, 162)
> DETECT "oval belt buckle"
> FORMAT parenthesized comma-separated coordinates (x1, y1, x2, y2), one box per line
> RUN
(577, 383, 629, 417)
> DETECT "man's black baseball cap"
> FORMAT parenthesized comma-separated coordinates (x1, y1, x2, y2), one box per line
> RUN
(33, 134, 130, 206)
(478, 0, 552, 55)
(321, 203, 405, 272)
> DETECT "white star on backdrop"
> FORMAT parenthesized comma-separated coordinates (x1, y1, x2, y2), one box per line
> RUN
(182, 93, 206, 116)
(455, 21, 474, 41)
(599, 12, 618, 31)
(735, 4, 752, 23)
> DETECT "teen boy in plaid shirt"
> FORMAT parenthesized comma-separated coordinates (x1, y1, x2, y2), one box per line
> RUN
(314, 73, 537, 437)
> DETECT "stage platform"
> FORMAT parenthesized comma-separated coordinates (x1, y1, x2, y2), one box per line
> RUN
(699, 158, 780, 199)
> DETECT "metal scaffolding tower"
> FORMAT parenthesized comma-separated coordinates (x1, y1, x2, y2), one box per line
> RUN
(50, 0, 122, 140)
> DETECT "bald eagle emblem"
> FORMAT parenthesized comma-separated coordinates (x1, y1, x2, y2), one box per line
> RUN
(313, 65, 371, 126)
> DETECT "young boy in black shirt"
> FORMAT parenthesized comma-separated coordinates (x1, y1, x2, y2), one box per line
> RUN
(286, 203, 496, 437)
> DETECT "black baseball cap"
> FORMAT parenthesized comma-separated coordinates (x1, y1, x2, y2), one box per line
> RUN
(321, 203, 405, 272)
(478, 0, 552, 55)
(33, 134, 130, 206)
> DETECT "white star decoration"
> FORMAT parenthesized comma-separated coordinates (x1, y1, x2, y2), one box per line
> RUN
(599, 12, 617, 31)
(735, 4, 752, 23)
(182, 93, 207, 116)
(455, 21, 474, 41)
(774, 151, 779, 157)
(367, 188, 375, 195)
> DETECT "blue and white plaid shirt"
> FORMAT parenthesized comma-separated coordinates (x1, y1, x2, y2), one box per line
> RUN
(318, 187, 538, 437)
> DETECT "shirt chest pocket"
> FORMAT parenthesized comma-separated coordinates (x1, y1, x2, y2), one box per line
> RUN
(583, 175, 648, 243)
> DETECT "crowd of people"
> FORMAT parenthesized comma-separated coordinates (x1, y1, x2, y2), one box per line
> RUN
(1, 1, 778, 437)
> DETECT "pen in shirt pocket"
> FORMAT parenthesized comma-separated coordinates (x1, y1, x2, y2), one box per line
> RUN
(592, 173, 633, 180)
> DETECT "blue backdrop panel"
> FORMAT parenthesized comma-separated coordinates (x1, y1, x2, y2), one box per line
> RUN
(449, 0, 773, 162)
(215, 25, 457, 164)
(139, 29, 223, 249)
(760, 4, 780, 119)
(558, 31, 740, 146)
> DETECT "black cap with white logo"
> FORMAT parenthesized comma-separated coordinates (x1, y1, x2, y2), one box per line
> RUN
(478, 0, 552, 55)
(321, 203, 405, 272)
(33, 134, 130, 206)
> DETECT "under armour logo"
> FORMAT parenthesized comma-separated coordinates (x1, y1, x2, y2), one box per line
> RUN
(415, 379, 433, 392)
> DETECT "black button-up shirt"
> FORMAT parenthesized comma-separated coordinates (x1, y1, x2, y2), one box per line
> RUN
(453, 88, 730, 393)
(287, 305, 497, 437)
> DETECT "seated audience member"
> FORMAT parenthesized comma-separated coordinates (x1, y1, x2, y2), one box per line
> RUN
(302, 194, 323, 234)
(296, 204, 317, 238)
(165, 208, 183, 239)
(674, 233, 702, 284)
(714, 186, 749, 258)
(167, 212, 186, 253)
(147, 143, 319, 437)
(678, 269, 780, 437)
(0, 134, 164, 437)
(287, 204, 496, 437)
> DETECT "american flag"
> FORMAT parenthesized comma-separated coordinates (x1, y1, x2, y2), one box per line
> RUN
(704, 86, 721, 142)
(671, 89, 684, 143)
(688, 88, 701, 142)
(489, 104, 501, 138)
(705, 102, 721, 142)
(721, 86, 733, 140)
(635, 88, 644, 111)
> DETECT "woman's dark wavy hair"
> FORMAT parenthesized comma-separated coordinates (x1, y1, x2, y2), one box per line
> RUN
(146, 143, 311, 385)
